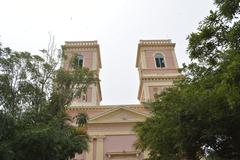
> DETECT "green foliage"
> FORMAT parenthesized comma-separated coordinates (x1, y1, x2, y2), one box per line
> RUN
(135, 0, 240, 159)
(75, 112, 89, 127)
(0, 42, 97, 160)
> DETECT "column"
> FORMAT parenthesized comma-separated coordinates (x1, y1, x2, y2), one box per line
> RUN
(96, 136, 105, 160)
(141, 51, 147, 69)
(86, 140, 93, 160)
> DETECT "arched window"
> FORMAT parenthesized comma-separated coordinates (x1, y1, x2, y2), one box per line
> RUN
(76, 55, 84, 67)
(155, 53, 165, 68)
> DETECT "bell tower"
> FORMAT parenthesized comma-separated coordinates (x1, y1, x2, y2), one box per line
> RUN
(62, 41, 102, 106)
(136, 40, 182, 102)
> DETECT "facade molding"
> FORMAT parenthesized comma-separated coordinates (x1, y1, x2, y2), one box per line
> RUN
(88, 131, 136, 136)
(66, 104, 145, 110)
(91, 106, 149, 119)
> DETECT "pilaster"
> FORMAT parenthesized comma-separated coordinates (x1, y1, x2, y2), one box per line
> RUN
(86, 141, 93, 160)
(96, 136, 105, 160)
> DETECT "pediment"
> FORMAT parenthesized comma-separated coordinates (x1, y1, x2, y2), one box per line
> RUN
(88, 107, 150, 124)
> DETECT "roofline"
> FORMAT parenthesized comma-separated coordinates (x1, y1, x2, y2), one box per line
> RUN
(66, 104, 145, 110)
(89, 106, 150, 121)
(88, 120, 145, 124)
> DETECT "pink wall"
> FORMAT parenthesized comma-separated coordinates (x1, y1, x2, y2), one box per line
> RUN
(142, 68, 179, 74)
(63, 51, 94, 70)
(66, 108, 113, 122)
(103, 135, 137, 159)
(149, 86, 161, 100)
(70, 87, 92, 104)
(82, 51, 93, 69)
(87, 87, 92, 102)
(145, 48, 176, 69)
(149, 86, 171, 100)
(93, 139, 97, 160)
(88, 123, 135, 133)
(104, 135, 137, 152)
(65, 106, 149, 160)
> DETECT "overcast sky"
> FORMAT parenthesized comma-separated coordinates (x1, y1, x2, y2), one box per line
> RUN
(0, 0, 215, 105)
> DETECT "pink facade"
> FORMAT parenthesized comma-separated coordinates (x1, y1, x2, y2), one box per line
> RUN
(93, 139, 97, 160)
(86, 87, 92, 102)
(104, 135, 142, 160)
(137, 40, 182, 102)
(148, 86, 172, 100)
(88, 123, 136, 133)
(79, 135, 140, 160)
(145, 49, 176, 69)
(104, 135, 137, 153)
(63, 40, 181, 160)
(149, 86, 161, 100)
(72, 87, 93, 104)
(66, 106, 149, 160)
(64, 51, 93, 70)
(62, 41, 102, 106)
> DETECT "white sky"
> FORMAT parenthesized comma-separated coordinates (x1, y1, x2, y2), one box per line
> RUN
(0, 0, 215, 105)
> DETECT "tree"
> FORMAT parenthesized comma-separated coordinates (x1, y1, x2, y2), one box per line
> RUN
(74, 112, 89, 136)
(75, 112, 89, 127)
(135, 0, 240, 159)
(0, 39, 98, 160)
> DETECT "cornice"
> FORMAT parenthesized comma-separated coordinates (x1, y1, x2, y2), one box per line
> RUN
(89, 106, 150, 122)
(106, 151, 140, 157)
(66, 106, 109, 111)
(64, 41, 98, 47)
(88, 120, 146, 124)
(141, 75, 183, 81)
(65, 104, 145, 111)
(63, 47, 98, 51)
(137, 75, 183, 100)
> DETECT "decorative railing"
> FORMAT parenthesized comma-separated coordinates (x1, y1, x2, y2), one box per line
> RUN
(65, 41, 98, 46)
(139, 39, 172, 45)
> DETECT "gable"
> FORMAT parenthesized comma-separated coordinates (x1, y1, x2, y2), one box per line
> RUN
(88, 107, 150, 124)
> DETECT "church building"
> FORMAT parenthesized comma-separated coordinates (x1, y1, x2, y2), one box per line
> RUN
(63, 40, 181, 160)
